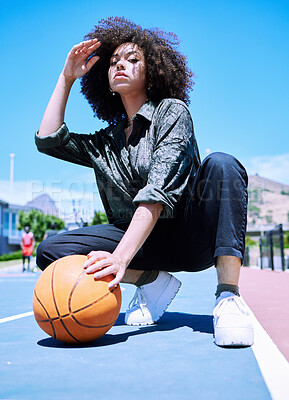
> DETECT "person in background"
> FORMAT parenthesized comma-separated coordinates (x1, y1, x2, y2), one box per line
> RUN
(43, 223, 59, 241)
(21, 225, 35, 272)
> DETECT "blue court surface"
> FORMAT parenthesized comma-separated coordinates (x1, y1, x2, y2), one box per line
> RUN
(0, 267, 275, 399)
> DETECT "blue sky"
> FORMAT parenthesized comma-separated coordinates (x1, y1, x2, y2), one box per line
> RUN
(1, 0, 288, 211)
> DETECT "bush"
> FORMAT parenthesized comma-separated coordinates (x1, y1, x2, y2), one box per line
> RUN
(0, 248, 37, 262)
(90, 211, 108, 225)
(0, 250, 23, 261)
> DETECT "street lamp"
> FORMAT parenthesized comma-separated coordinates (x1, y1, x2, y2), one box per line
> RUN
(9, 153, 15, 204)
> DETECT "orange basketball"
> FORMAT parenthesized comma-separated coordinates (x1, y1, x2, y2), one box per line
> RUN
(33, 255, 121, 343)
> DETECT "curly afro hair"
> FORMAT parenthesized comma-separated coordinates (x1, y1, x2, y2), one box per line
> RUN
(80, 16, 194, 125)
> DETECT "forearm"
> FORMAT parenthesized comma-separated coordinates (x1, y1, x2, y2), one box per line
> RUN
(84, 203, 163, 287)
(38, 40, 100, 138)
(38, 73, 74, 137)
(113, 203, 163, 267)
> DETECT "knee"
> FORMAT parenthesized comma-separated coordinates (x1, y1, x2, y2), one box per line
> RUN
(204, 152, 248, 183)
(204, 152, 236, 168)
(36, 240, 50, 271)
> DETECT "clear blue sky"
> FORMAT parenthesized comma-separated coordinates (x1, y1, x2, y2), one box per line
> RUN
(1, 0, 289, 197)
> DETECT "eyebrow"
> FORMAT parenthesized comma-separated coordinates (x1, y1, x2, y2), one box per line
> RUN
(110, 50, 141, 58)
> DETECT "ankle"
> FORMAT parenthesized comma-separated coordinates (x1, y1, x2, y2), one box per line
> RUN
(215, 283, 240, 299)
(135, 270, 159, 287)
(121, 268, 144, 284)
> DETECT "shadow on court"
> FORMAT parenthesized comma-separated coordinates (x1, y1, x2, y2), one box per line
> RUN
(37, 311, 214, 348)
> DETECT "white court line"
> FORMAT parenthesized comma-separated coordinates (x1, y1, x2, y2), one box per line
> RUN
(249, 308, 289, 400)
(0, 311, 34, 324)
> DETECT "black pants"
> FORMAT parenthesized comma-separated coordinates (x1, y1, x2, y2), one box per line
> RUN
(37, 152, 248, 273)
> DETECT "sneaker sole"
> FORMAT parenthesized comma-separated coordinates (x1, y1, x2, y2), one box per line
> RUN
(126, 276, 182, 326)
(214, 326, 254, 347)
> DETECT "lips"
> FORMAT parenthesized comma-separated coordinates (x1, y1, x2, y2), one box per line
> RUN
(114, 72, 128, 78)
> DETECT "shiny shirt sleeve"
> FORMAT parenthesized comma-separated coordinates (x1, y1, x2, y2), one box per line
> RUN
(35, 123, 99, 168)
(133, 101, 198, 217)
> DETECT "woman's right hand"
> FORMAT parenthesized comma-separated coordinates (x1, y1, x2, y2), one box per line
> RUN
(62, 38, 101, 82)
(38, 38, 101, 138)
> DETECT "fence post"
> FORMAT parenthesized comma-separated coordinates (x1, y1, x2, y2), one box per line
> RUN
(268, 230, 274, 270)
(243, 246, 250, 266)
(259, 237, 263, 269)
(279, 224, 285, 271)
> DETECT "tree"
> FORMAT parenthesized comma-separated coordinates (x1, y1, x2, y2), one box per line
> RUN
(245, 236, 257, 247)
(90, 211, 108, 225)
(18, 209, 65, 243)
(284, 231, 289, 249)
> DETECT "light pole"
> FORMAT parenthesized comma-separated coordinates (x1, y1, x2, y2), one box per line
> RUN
(9, 153, 15, 204)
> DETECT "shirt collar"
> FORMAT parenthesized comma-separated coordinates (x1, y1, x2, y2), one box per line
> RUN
(106, 101, 156, 139)
(135, 101, 156, 122)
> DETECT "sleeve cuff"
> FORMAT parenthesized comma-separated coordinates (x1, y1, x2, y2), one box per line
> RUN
(133, 184, 175, 217)
(35, 123, 70, 149)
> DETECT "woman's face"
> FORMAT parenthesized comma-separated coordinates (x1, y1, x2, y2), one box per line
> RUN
(108, 43, 146, 97)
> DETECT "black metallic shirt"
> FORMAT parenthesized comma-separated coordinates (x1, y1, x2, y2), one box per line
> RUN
(35, 98, 201, 223)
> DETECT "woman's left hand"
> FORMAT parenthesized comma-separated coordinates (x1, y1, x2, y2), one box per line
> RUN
(83, 251, 127, 289)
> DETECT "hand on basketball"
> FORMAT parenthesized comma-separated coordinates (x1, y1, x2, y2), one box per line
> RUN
(62, 38, 101, 81)
(83, 251, 126, 289)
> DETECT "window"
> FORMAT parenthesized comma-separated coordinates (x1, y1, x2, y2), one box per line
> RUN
(3, 210, 21, 238)
(3, 211, 9, 237)
(11, 213, 17, 236)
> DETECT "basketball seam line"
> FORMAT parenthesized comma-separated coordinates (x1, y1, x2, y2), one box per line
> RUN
(70, 314, 118, 329)
(51, 259, 82, 343)
(33, 289, 56, 339)
(36, 284, 119, 327)
(37, 314, 118, 329)
(70, 286, 118, 314)
(36, 255, 120, 341)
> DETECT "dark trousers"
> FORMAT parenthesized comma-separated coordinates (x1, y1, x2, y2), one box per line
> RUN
(36, 152, 248, 273)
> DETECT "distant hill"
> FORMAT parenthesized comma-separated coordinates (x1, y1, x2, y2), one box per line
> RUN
(25, 193, 59, 217)
(248, 174, 289, 225)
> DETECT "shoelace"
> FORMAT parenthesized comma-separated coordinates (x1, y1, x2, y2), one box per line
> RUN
(214, 296, 250, 318)
(128, 288, 148, 315)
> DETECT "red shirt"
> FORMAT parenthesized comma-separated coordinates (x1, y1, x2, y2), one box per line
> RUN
(22, 232, 34, 256)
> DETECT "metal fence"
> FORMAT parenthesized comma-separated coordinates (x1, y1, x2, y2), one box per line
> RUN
(259, 224, 285, 271)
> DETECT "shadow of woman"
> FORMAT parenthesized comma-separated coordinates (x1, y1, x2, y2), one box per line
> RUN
(37, 311, 213, 349)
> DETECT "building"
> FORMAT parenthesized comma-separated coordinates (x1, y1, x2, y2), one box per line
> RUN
(0, 199, 8, 255)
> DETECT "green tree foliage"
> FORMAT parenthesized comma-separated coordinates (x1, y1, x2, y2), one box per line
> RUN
(18, 209, 65, 243)
(248, 204, 260, 214)
(245, 236, 257, 247)
(284, 231, 289, 249)
(90, 211, 108, 225)
(248, 188, 262, 203)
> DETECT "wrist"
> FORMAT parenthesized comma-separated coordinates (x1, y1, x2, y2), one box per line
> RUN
(112, 249, 131, 268)
(59, 71, 76, 87)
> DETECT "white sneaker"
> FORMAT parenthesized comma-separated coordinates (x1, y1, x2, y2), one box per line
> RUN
(213, 292, 254, 347)
(125, 271, 182, 326)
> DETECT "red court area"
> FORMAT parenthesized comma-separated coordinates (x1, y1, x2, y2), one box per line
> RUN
(240, 267, 289, 361)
